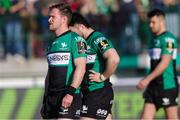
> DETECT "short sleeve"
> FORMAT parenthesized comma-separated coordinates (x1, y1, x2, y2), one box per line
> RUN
(161, 37, 175, 55)
(72, 35, 87, 59)
(92, 36, 113, 54)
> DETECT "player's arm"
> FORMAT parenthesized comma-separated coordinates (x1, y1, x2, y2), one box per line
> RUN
(101, 48, 120, 79)
(62, 57, 86, 108)
(70, 57, 86, 88)
(62, 35, 87, 108)
(136, 54, 172, 90)
(89, 48, 120, 82)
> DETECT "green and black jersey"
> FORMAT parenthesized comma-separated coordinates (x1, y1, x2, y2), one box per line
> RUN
(46, 31, 87, 93)
(148, 31, 178, 90)
(83, 31, 114, 91)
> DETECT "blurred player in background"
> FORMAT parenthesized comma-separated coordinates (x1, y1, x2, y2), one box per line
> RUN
(136, 9, 179, 119)
(41, 2, 87, 119)
(69, 12, 120, 120)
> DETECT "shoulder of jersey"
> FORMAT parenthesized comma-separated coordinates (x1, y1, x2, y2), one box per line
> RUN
(165, 31, 176, 39)
(92, 31, 106, 41)
(93, 31, 104, 37)
(71, 31, 85, 41)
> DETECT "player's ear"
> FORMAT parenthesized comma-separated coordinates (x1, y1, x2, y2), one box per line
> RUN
(63, 16, 68, 24)
(79, 24, 85, 31)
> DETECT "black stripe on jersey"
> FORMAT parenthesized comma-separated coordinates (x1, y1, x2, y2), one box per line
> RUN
(48, 66, 68, 93)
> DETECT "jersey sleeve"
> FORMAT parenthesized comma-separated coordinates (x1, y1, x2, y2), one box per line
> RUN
(161, 36, 176, 55)
(72, 35, 87, 59)
(92, 36, 114, 54)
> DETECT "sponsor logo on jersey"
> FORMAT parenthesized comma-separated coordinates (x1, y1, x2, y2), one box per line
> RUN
(165, 37, 175, 53)
(166, 41, 174, 53)
(47, 53, 70, 65)
(149, 47, 176, 60)
(94, 37, 106, 44)
(149, 48, 161, 60)
(94, 37, 110, 51)
(162, 97, 170, 105)
(87, 54, 96, 63)
(96, 109, 107, 117)
(98, 40, 110, 51)
(77, 41, 87, 54)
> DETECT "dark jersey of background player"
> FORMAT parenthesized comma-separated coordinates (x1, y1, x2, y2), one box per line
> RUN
(148, 31, 178, 91)
(136, 9, 179, 119)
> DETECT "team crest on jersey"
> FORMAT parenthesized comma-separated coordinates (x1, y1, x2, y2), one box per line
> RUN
(98, 40, 110, 51)
(61, 42, 67, 48)
(77, 41, 87, 54)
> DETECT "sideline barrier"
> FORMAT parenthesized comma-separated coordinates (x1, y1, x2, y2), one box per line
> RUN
(0, 77, 180, 119)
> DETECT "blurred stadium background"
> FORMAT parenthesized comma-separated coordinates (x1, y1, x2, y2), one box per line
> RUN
(0, 0, 180, 119)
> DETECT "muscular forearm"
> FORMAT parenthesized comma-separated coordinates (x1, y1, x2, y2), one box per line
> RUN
(71, 67, 85, 88)
(102, 55, 120, 78)
(70, 59, 86, 89)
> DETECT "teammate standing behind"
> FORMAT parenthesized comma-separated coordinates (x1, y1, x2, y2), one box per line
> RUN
(136, 9, 179, 119)
(69, 12, 120, 120)
(41, 3, 87, 119)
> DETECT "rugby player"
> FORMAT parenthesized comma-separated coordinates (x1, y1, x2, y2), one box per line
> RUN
(136, 9, 179, 119)
(40, 3, 87, 119)
(69, 12, 120, 120)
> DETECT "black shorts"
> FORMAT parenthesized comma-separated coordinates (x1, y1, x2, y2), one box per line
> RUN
(80, 85, 114, 119)
(143, 87, 179, 110)
(41, 92, 81, 119)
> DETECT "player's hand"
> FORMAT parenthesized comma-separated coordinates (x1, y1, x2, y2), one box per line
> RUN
(62, 94, 73, 108)
(88, 70, 101, 82)
(136, 79, 149, 90)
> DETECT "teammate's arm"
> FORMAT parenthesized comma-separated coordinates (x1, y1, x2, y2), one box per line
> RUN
(136, 54, 171, 90)
(89, 48, 120, 82)
(101, 48, 120, 79)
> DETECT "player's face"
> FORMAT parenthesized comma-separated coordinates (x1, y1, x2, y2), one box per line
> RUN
(149, 16, 161, 34)
(69, 24, 83, 36)
(48, 8, 65, 31)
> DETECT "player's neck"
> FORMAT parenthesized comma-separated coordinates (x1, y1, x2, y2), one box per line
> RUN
(55, 26, 69, 36)
(157, 28, 166, 35)
(84, 28, 94, 39)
